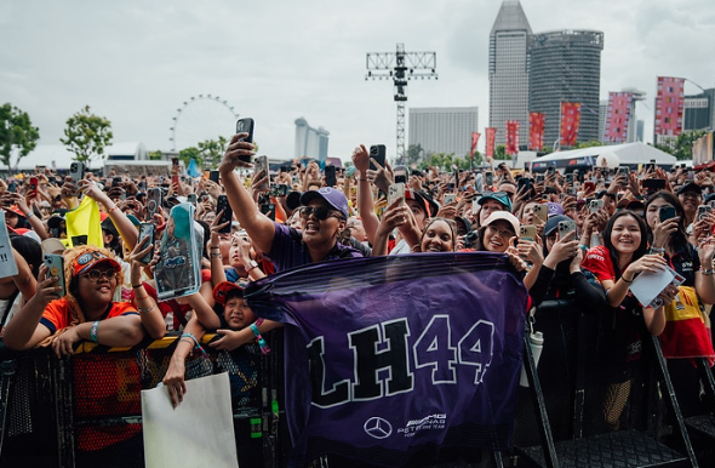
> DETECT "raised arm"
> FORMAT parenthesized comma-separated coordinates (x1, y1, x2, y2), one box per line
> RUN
(218, 133, 276, 254)
(352, 145, 380, 243)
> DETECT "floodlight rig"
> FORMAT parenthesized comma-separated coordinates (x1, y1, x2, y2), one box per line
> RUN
(365, 43, 437, 163)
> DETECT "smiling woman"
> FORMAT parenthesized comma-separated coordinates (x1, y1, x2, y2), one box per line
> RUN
(3, 246, 147, 356)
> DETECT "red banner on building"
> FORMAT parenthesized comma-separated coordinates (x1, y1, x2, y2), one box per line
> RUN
(506, 121, 519, 156)
(560, 102, 581, 147)
(485, 128, 497, 159)
(470, 132, 481, 159)
(654, 76, 685, 138)
(604, 92, 633, 143)
(529, 113, 545, 151)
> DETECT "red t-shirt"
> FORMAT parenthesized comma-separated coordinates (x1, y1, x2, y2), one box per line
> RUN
(581, 245, 616, 282)
(39, 300, 138, 334)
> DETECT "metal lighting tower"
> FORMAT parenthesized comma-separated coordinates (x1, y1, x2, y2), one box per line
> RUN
(365, 43, 437, 163)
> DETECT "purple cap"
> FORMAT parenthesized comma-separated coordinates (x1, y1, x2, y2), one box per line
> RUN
(300, 187, 349, 219)
(547, 202, 564, 217)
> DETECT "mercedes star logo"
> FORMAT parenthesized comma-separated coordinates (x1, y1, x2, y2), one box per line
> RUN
(363, 416, 393, 439)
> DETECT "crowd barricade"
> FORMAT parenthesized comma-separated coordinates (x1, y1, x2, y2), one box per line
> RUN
(509, 299, 698, 468)
(0, 330, 286, 468)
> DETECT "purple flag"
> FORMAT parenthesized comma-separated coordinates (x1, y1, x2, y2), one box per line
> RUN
(245, 252, 528, 466)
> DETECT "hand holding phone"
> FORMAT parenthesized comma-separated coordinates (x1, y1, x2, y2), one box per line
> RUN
(138, 223, 156, 264)
(369, 145, 386, 171)
(217, 195, 233, 233)
(235, 118, 255, 163)
(43, 254, 65, 298)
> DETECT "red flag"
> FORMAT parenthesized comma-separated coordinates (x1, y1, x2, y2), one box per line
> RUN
(605, 92, 634, 143)
(485, 128, 497, 159)
(506, 121, 519, 156)
(470, 132, 481, 159)
(529, 113, 545, 151)
(654, 76, 685, 138)
(559, 102, 581, 147)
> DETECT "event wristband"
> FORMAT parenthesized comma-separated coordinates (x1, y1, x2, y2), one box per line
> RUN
(250, 318, 270, 355)
(90, 321, 99, 343)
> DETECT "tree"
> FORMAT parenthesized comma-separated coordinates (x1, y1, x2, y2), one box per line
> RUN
(494, 144, 507, 160)
(60, 105, 113, 165)
(147, 150, 163, 161)
(572, 140, 603, 149)
(0, 103, 40, 171)
(197, 136, 228, 169)
(654, 130, 707, 161)
(406, 144, 424, 167)
(178, 146, 201, 167)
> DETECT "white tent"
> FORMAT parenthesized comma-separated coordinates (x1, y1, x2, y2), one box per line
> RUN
(530, 142, 677, 171)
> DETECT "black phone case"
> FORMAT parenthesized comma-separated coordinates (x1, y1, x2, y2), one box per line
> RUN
(217, 196, 232, 233)
(369, 145, 386, 171)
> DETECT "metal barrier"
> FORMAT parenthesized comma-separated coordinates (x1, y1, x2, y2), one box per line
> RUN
(0, 330, 286, 468)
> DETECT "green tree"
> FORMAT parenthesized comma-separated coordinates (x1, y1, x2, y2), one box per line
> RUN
(60, 105, 113, 165)
(147, 150, 163, 161)
(178, 146, 201, 167)
(572, 140, 603, 149)
(197, 136, 228, 169)
(654, 130, 707, 161)
(406, 144, 424, 167)
(0, 103, 40, 171)
(494, 144, 507, 160)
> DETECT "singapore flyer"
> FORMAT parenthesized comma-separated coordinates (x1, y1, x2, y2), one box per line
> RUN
(169, 94, 238, 152)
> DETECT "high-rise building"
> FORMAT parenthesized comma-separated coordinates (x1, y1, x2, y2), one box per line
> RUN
(295, 117, 329, 162)
(598, 99, 608, 143)
(408, 107, 479, 157)
(684, 88, 715, 132)
(528, 30, 604, 148)
(489, 0, 532, 147)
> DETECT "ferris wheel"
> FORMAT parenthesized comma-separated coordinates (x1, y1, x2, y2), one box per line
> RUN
(169, 94, 239, 152)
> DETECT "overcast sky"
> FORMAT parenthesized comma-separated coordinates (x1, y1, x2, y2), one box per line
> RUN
(1, 0, 713, 164)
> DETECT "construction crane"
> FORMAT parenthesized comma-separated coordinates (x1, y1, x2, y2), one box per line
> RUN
(365, 43, 437, 163)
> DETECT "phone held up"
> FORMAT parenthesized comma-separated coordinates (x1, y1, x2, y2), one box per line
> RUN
(138, 223, 156, 264)
(659, 206, 677, 223)
(69, 161, 85, 184)
(369, 145, 386, 171)
(253, 155, 269, 190)
(146, 188, 162, 221)
(235, 118, 255, 163)
(43, 254, 65, 297)
(325, 165, 337, 187)
(217, 195, 233, 234)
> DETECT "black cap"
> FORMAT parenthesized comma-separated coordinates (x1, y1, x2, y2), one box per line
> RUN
(676, 182, 702, 196)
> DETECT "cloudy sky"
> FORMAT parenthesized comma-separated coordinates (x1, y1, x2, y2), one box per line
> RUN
(1, 0, 713, 164)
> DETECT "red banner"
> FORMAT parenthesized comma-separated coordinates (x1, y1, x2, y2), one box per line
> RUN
(529, 113, 545, 151)
(559, 102, 581, 147)
(654, 76, 685, 137)
(470, 132, 481, 159)
(604, 92, 633, 143)
(506, 121, 519, 156)
(485, 128, 496, 159)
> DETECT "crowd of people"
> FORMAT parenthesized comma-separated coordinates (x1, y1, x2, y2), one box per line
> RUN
(1, 128, 714, 460)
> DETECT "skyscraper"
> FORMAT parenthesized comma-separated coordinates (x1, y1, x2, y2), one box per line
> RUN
(528, 30, 604, 148)
(408, 107, 479, 157)
(489, 0, 532, 147)
(295, 117, 329, 162)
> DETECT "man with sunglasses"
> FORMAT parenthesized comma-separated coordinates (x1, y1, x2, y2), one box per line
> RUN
(219, 137, 363, 272)
(4, 246, 149, 356)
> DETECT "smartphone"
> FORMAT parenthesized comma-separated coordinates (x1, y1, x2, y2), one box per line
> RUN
(394, 166, 408, 185)
(472, 199, 479, 215)
(254, 155, 269, 190)
(617, 166, 629, 178)
(443, 193, 456, 205)
(697, 205, 711, 221)
(558, 219, 577, 239)
(69, 161, 85, 184)
(388, 183, 405, 206)
(43, 254, 65, 297)
(369, 145, 386, 171)
(187, 193, 197, 206)
(565, 173, 573, 184)
(535, 174, 545, 184)
(29, 176, 39, 193)
(547, 165, 556, 176)
(235, 118, 255, 163)
(325, 165, 337, 187)
(270, 184, 289, 197)
(573, 169, 582, 182)
(646, 159, 657, 172)
(517, 177, 532, 194)
(659, 206, 677, 222)
(485, 171, 493, 186)
(146, 187, 162, 220)
(216, 195, 232, 234)
(138, 223, 155, 264)
(261, 202, 276, 221)
(589, 199, 603, 214)
(642, 179, 666, 191)
(172, 158, 179, 167)
(519, 225, 537, 242)
(532, 204, 548, 223)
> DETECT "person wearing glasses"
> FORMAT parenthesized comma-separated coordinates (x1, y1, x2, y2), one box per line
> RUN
(3, 245, 159, 355)
(219, 135, 363, 272)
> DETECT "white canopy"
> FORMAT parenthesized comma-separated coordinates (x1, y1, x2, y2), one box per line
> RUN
(530, 142, 677, 171)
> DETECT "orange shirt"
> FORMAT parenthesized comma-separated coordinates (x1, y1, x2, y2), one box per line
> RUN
(39, 299, 138, 334)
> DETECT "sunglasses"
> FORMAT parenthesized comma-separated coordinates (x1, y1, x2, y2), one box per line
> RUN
(299, 206, 343, 221)
(82, 269, 118, 282)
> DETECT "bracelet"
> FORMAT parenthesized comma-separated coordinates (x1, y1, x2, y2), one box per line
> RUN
(181, 332, 207, 355)
(250, 318, 271, 355)
(210, 253, 222, 259)
(358, 178, 368, 182)
(132, 283, 144, 289)
(107, 206, 117, 214)
(210, 246, 220, 251)
(24, 211, 34, 219)
(578, 244, 589, 252)
(702, 269, 715, 276)
(621, 276, 634, 284)
(139, 305, 155, 314)
(650, 247, 665, 253)
(90, 321, 99, 343)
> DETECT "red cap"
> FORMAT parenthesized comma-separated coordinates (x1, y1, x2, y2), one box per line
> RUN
(73, 249, 121, 277)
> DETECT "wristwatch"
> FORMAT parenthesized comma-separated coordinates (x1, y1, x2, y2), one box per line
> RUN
(247, 260, 259, 272)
